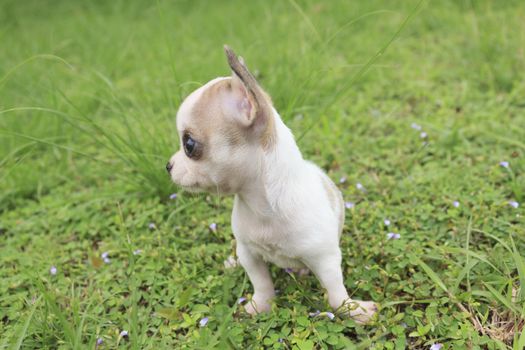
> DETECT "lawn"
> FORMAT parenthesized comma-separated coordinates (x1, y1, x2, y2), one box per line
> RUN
(1, 0, 525, 348)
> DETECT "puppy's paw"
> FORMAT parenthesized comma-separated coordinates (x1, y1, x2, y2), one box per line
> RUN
(337, 299, 378, 324)
(243, 297, 271, 315)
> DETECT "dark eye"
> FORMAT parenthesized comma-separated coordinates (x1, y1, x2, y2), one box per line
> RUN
(183, 133, 198, 158)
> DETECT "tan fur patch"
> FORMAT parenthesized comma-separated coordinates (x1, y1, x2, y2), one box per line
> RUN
(223, 46, 276, 149)
(321, 175, 345, 236)
(259, 91, 276, 150)
(190, 78, 276, 152)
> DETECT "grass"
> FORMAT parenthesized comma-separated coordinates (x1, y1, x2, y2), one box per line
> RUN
(1, 0, 525, 348)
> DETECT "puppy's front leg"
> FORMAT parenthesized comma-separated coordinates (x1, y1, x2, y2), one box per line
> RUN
(237, 242, 275, 314)
(305, 253, 378, 324)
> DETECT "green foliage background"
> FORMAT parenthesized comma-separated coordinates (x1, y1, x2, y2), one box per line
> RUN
(1, 0, 524, 348)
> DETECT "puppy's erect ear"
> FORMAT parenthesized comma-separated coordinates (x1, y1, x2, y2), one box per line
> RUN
(223, 45, 273, 135)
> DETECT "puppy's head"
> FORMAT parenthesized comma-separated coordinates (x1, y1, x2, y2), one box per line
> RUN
(166, 46, 275, 194)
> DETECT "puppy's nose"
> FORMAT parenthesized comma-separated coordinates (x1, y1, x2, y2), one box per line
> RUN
(166, 162, 173, 173)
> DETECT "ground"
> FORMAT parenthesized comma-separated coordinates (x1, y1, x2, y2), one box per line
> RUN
(1, 0, 524, 349)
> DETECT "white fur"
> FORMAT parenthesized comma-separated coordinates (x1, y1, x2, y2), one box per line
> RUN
(168, 77, 377, 323)
(232, 109, 352, 314)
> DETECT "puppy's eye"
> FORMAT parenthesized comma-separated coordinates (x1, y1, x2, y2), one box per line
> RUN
(182, 133, 200, 159)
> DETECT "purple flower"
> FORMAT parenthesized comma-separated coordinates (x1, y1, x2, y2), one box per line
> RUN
(420, 131, 428, 139)
(499, 161, 509, 169)
(101, 252, 109, 259)
(325, 312, 335, 320)
(103, 257, 111, 264)
(96, 338, 103, 346)
(49, 266, 57, 275)
(308, 310, 321, 317)
(345, 202, 355, 209)
(278, 338, 284, 343)
(339, 176, 347, 184)
(356, 183, 365, 191)
(169, 193, 178, 200)
(384, 219, 391, 226)
(119, 330, 128, 337)
(237, 297, 247, 304)
(387, 232, 401, 240)
(284, 268, 293, 274)
(430, 344, 443, 350)
(509, 201, 519, 209)
(209, 223, 217, 232)
(452, 201, 460, 208)
(148, 222, 156, 230)
(199, 317, 209, 327)
(411, 122, 422, 131)
(133, 249, 142, 255)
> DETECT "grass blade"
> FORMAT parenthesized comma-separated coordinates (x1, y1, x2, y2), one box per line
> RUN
(12, 296, 41, 350)
(411, 255, 448, 293)
(482, 282, 520, 315)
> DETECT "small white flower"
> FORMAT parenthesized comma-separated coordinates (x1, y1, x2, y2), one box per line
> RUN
(199, 317, 209, 327)
(411, 122, 422, 131)
(387, 232, 401, 240)
(103, 257, 111, 264)
(133, 249, 142, 255)
(420, 131, 428, 139)
(101, 252, 109, 259)
(169, 193, 178, 200)
(345, 202, 355, 209)
(371, 109, 381, 118)
(339, 176, 347, 184)
(509, 201, 519, 209)
(325, 312, 335, 320)
(224, 255, 238, 269)
(119, 330, 128, 337)
(356, 183, 365, 191)
(384, 219, 391, 226)
(49, 266, 57, 275)
(430, 344, 443, 350)
(148, 223, 156, 230)
(237, 297, 247, 304)
(308, 310, 321, 317)
(209, 223, 217, 232)
(452, 201, 460, 208)
(499, 161, 509, 169)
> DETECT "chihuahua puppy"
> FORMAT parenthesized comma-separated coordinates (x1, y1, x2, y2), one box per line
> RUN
(167, 46, 377, 323)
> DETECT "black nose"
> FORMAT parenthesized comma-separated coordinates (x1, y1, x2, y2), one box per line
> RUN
(166, 162, 173, 173)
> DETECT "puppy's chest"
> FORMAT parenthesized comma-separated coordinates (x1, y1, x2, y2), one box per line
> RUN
(232, 208, 305, 268)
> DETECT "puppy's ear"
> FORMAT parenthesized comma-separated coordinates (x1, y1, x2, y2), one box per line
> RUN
(224, 45, 273, 133)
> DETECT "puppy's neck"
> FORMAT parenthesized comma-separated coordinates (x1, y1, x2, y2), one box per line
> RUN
(237, 109, 304, 216)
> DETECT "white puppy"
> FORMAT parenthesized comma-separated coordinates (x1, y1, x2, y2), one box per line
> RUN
(167, 46, 377, 323)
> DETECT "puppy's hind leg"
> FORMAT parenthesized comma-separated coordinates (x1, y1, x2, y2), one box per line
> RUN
(305, 253, 378, 324)
(237, 242, 275, 315)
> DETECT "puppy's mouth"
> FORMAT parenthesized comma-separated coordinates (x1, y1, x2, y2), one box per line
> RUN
(170, 170, 230, 194)
(173, 176, 210, 193)
(177, 180, 232, 195)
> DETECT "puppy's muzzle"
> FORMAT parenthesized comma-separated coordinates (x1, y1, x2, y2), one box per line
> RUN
(166, 161, 173, 174)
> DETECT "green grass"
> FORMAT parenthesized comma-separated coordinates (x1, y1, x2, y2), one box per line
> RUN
(1, 0, 525, 348)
